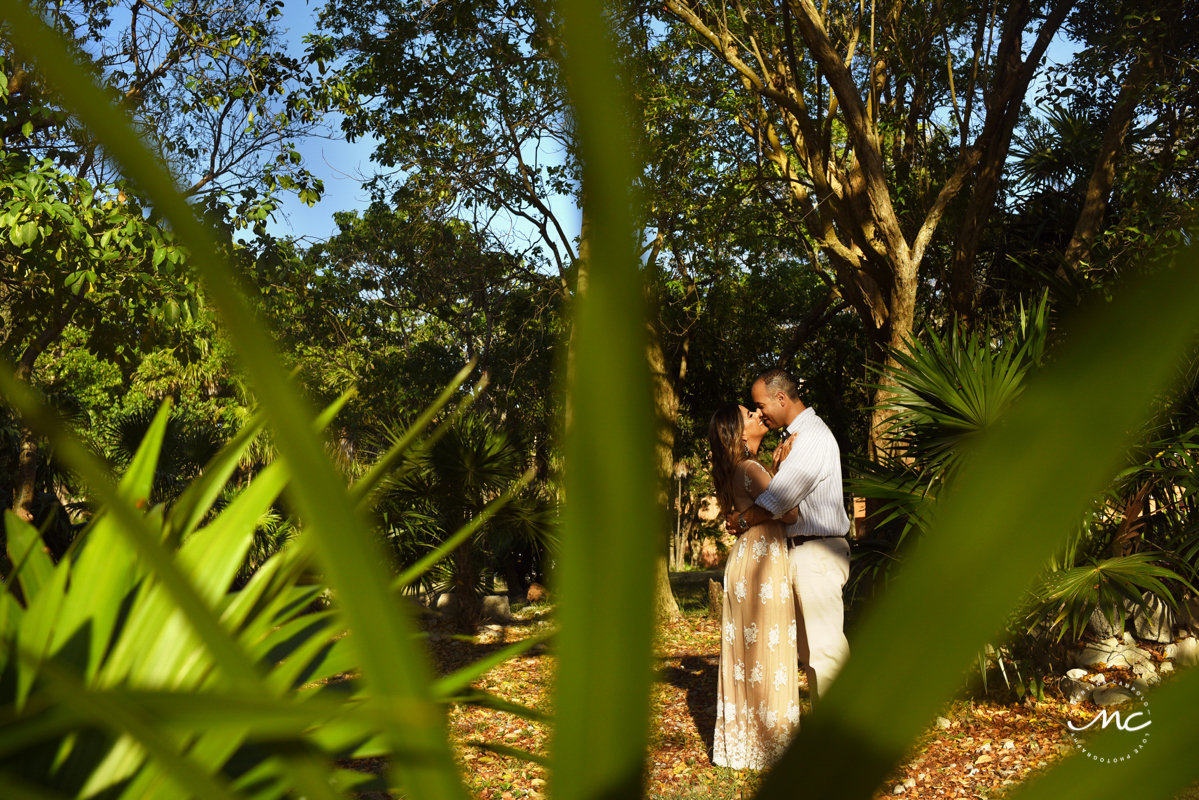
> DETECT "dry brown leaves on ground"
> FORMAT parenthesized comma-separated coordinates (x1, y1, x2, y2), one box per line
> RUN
(337, 605, 1118, 800)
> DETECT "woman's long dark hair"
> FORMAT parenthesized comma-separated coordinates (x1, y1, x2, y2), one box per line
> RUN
(709, 404, 747, 517)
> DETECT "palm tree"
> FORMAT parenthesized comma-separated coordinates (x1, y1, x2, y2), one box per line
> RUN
(380, 413, 555, 629)
(106, 407, 228, 503)
(852, 296, 1199, 641)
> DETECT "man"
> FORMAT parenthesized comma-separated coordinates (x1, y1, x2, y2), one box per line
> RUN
(725, 368, 852, 700)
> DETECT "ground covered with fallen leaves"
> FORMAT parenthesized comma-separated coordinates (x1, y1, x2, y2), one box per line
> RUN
(341, 577, 1194, 800)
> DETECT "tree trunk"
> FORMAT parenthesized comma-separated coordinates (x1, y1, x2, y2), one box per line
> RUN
(12, 424, 39, 525)
(1061, 55, 1151, 276)
(654, 553, 680, 621)
(648, 328, 682, 619)
(450, 511, 483, 631)
(10, 296, 83, 532)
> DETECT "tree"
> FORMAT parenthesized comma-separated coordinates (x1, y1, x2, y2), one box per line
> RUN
(321, 0, 862, 600)
(849, 297, 1199, 643)
(0, 0, 336, 533)
(317, 0, 577, 284)
(0, 156, 191, 529)
(656, 0, 1080, 448)
(385, 414, 555, 629)
(2, 0, 328, 224)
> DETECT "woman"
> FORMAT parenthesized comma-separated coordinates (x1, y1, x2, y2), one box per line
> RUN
(708, 404, 800, 770)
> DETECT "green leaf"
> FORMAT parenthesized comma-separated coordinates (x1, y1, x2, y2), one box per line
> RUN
(350, 361, 476, 506)
(0, 7, 470, 778)
(118, 401, 172, 508)
(166, 415, 265, 545)
(390, 467, 534, 590)
(551, 0, 659, 796)
(0, 370, 262, 693)
(4, 512, 55, 604)
(33, 662, 240, 800)
(17, 220, 38, 245)
(176, 461, 288, 606)
(15, 560, 70, 708)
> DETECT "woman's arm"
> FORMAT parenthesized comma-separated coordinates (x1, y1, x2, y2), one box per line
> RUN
(743, 462, 800, 524)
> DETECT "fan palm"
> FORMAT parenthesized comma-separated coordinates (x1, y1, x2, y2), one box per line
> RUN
(852, 296, 1198, 641)
(106, 407, 228, 502)
(379, 414, 555, 628)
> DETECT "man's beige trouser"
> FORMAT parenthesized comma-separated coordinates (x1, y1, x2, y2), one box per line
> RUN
(789, 536, 851, 701)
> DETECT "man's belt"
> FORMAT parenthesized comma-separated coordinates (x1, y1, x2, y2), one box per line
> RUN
(787, 533, 847, 548)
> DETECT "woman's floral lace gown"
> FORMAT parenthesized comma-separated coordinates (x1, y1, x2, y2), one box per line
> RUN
(712, 459, 800, 770)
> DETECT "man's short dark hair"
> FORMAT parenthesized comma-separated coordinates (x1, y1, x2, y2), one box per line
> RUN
(754, 367, 801, 400)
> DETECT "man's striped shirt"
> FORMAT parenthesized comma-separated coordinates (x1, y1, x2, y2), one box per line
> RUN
(756, 407, 852, 538)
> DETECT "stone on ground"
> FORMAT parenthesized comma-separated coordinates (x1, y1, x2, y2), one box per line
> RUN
(1174, 637, 1199, 668)
(1086, 604, 1126, 639)
(1074, 638, 1152, 669)
(1060, 676, 1095, 704)
(1131, 592, 1175, 643)
(436, 593, 512, 621)
(1093, 685, 1138, 706)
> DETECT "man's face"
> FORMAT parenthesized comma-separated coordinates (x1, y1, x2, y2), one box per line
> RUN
(751, 379, 786, 430)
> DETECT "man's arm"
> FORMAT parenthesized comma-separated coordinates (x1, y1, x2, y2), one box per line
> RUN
(724, 503, 775, 534)
(723, 462, 799, 533)
(755, 437, 828, 517)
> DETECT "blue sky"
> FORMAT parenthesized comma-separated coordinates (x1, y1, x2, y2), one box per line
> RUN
(264, 0, 380, 243)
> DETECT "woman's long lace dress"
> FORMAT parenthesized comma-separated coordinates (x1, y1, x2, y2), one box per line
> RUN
(712, 459, 800, 769)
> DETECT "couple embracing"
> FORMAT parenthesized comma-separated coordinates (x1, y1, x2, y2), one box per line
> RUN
(706, 368, 853, 770)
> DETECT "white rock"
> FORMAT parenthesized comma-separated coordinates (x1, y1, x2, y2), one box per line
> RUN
(935, 715, 952, 730)
(1122, 631, 1136, 646)
(482, 595, 512, 620)
(1160, 661, 1174, 673)
(1093, 685, 1137, 706)
(435, 593, 512, 621)
(1002, 740, 1015, 750)
(1163, 643, 1179, 659)
(904, 778, 917, 788)
(1132, 592, 1175, 644)
(1176, 638, 1199, 668)
(1065, 668, 1089, 680)
(1060, 677, 1095, 705)
(1086, 673, 1107, 686)
(1075, 640, 1151, 669)
(892, 784, 906, 794)
(1087, 605, 1126, 639)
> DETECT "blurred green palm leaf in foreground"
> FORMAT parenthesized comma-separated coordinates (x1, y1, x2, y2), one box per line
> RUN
(2, 3, 1199, 800)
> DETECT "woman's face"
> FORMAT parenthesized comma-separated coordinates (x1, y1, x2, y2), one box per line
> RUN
(739, 405, 767, 441)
